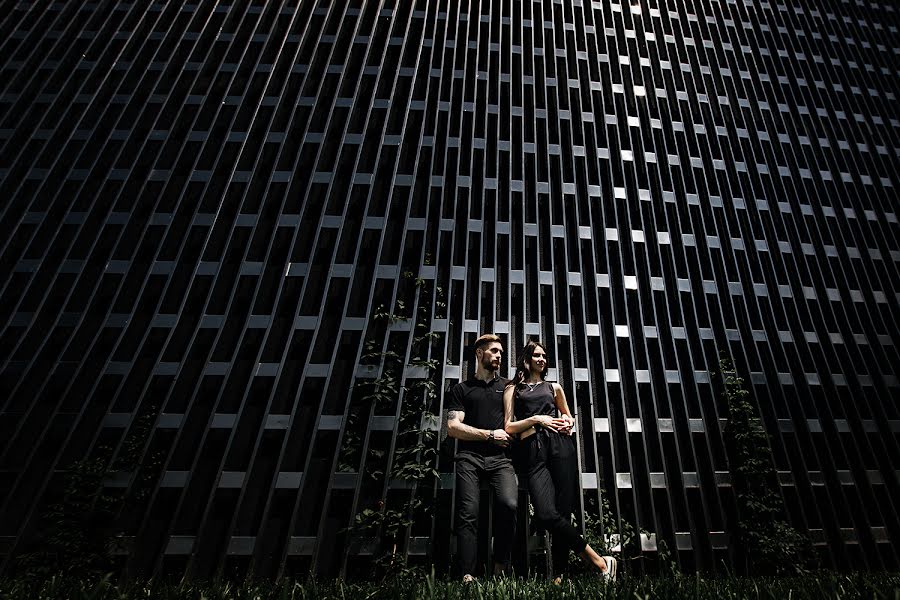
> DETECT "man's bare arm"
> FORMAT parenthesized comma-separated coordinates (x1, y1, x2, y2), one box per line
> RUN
(447, 410, 490, 441)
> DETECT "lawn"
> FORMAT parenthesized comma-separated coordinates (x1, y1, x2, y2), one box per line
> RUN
(3, 571, 900, 600)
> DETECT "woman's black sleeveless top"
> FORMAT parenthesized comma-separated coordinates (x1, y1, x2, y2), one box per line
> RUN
(514, 380, 555, 420)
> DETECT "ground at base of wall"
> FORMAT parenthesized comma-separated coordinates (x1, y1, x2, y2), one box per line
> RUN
(2, 571, 900, 600)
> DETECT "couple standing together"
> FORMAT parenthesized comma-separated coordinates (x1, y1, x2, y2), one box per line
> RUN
(446, 334, 617, 582)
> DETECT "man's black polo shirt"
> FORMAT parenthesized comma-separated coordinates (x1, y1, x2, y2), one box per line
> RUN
(447, 375, 509, 456)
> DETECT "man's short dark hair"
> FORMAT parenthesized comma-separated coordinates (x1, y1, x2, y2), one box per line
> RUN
(473, 334, 502, 356)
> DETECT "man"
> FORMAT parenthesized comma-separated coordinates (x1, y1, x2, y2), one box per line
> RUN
(446, 334, 517, 582)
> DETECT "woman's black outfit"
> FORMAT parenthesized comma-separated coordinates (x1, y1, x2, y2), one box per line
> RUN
(513, 381, 586, 573)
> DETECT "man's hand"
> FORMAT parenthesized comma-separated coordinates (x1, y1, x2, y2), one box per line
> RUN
(490, 429, 511, 447)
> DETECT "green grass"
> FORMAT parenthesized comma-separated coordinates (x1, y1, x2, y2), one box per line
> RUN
(2, 572, 899, 599)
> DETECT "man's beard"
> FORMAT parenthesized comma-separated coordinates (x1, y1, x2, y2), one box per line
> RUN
(481, 356, 498, 372)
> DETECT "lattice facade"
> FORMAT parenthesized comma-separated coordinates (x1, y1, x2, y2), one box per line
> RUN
(1, 0, 898, 578)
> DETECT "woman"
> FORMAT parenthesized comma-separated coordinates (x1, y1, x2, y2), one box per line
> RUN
(503, 340, 617, 580)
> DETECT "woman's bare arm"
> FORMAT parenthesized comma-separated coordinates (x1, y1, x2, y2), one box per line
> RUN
(504, 385, 557, 434)
(552, 383, 573, 418)
(553, 383, 576, 433)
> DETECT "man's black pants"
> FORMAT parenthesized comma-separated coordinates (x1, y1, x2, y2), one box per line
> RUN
(454, 451, 518, 576)
(518, 429, 586, 574)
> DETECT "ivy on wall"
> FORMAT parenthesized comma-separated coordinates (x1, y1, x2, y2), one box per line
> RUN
(13, 407, 164, 581)
(718, 358, 814, 575)
(343, 275, 442, 580)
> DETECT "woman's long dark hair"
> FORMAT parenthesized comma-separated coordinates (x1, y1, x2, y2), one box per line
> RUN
(506, 340, 548, 389)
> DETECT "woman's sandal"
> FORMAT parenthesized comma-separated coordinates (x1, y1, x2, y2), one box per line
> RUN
(600, 555, 617, 581)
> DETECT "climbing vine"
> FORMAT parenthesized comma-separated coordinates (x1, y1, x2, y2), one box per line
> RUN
(343, 276, 443, 579)
(718, 357, 813, 575)
(13, 406, 164, 580)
